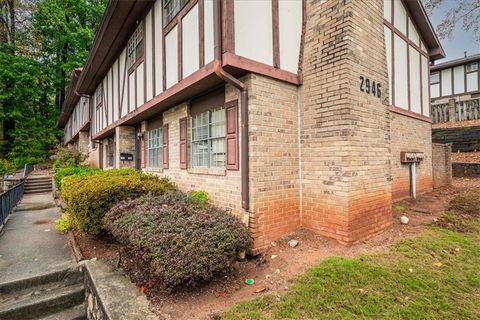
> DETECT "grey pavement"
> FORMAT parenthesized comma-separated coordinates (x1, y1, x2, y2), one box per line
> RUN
(0, 193, 75, 284)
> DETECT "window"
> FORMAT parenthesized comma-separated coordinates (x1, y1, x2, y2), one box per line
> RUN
(95, 85, 103, 109)
(163, 0, 189, 25)
(107, 138, 115, 167)
(430, 72, 440, 84)
(467, 62, 478, 73)
(148, 128, 163, 168)
(127, 24, 144, 69)
(191, 108, 226, 168)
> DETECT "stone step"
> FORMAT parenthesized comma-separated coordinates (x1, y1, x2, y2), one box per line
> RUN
(26, 176, 52, 182)
(24, 189, 53, 194)
(36, 304, 86, 320)
(0, 283, 84, 320)
(25, 181, 52, 186)
(25, 185, 52, 191)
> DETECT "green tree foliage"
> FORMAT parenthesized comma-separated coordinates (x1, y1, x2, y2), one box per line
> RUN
(0, 0, 106, 166)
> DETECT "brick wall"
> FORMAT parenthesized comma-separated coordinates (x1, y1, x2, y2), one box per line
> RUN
(390, 112, 433, 201)
(299, 0, 392, 244)
(115, 126, 136, 169)
(78, 131, 89, 159)
(432, 143, 452, 187)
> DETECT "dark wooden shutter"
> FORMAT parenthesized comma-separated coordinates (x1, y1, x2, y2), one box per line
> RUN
(179, 118, 187, 169)
(163, 124, 169, 169)
(225, 101, 239, 170)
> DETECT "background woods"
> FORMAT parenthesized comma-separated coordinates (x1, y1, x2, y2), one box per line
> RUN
(0, 0, 105, 168)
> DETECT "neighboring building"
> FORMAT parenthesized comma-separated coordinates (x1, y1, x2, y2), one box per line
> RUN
(430, 53, 480, 151)
(57, 0, 444, 251)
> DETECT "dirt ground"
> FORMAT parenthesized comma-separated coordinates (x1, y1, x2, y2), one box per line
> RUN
(71, 177, 480, 320)
(149, 178, 480, 320)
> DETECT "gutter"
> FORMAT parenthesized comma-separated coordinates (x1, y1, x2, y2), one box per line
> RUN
(213, 0, 249, 211)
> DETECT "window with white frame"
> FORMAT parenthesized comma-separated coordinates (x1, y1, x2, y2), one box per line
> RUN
(95, 85, 103, 109)
(191, 108, 226, 168)
(148, 128, 163, 168)
(467, 62, 478, 73)
(127, 24, 144, 69)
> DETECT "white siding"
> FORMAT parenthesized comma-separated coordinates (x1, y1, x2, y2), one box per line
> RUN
(234, 0, 273, 65)
(145, 11, 153, 102)
(441, 68, 452, 96)
(204, 0, 214, 64)
(453, 65, 465, 94)
(421, 56, 429, 116)
(408, 18, 420, 46)
(279, 0, 302, 73)
(137, 63, 145, 106)
(385, 26, 392, 105)
(120, 49, 128, 117)
(409, 47, 421, 114)
(394, 34, 408, 109)
(113, 60, 119, 122)
(154, 2, 163, 96)
(467, 71, 479, 92)
(431, 83, 440, 98)
(108, 70, 113, 125)
(129, 72, 135, 111)
(393, 0, 407, 35)
(165, 26, 178, 88)
(182, 4, 199, 78)
(384, 0, 391, 22)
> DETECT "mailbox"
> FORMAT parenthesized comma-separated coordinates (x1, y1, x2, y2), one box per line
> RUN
(400, 152, 424, 164)
(120, 153, 134, 161)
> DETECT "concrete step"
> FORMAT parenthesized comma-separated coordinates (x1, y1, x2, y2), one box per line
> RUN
(24, 189, 53, 194)
(25, 185, 52, 190)
(36, 304, 86, 320)
(26, 177, 51, 182)
(0, 283, 84, 320)
(26, 181, 52, 186)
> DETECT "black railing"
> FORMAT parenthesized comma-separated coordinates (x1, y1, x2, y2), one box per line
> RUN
(23, 164, 33, 179)
(0, 181, 24, 226)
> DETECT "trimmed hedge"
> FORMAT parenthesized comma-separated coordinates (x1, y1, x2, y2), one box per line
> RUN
(61, 169, 176, 235)
(104, 192, 251, 291)
(54, 166, 100, 191)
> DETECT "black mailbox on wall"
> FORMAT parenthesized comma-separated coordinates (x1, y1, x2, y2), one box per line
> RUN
(120, 153, 133, 161)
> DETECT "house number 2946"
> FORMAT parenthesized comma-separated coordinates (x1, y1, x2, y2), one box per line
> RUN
(359, 76, 381, 98)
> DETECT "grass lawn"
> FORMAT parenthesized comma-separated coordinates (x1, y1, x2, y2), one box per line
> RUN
(224, 216, 480, 319)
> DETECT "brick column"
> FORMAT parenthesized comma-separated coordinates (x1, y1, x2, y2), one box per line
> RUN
(115, 126, 136, 169)
(78, 131, 89, 159)
(448, 98, 456, 123)
(300, 0, 392, 244)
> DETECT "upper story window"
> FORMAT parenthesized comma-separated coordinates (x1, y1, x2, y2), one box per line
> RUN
(95, 86, 103, 109)
(191, 108, 226, 168)
(467, 62, 478, 73)
(430, 72, 440, 84)
(148, 128, 163, 168)
(127, 23, 144, 69)
(163, 0, 189, 25)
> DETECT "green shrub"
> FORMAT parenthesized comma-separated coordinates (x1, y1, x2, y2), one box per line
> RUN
(0, 159, 17, 175)
(54, 213, 75, 233)
(61, 169, 176, 235)
(104, 192, 251, 291)
(449, 190, 480, 217)
(51, 144, 85, 169)
(188, 190, 209, 208)
(54, 166, 100, 191)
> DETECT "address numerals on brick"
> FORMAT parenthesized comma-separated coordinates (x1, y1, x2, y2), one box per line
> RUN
(359, 76, 381, 98)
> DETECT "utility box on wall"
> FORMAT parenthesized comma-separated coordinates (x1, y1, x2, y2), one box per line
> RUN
(120, 153, 133, 161)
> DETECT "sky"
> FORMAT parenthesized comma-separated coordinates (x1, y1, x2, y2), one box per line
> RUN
(427, 1, 480, 62)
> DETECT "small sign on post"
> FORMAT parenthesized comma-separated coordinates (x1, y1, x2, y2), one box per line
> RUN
(400, 152, 424, 164)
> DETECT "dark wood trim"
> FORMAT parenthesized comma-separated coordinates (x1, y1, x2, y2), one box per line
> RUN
(420, 52, 424, 115)
(198, 0, 205, 68)
(117, 57, 121, 119)
(93, 62, 216, 140)
(120, 51, 128, 117)
(162, 21, 167, 92)
(152, 3, 156, 97)
(390, 1, 395, 106)
(390, 105, 432, 123)
(222, 0, 234, 53)
(178, 15, 183, 81)
(430, 90, 480, 100)
(272, 0, 280, 69)
(144, 19, 147, 104)
(223, 52, 300, 85)
(384, 20, 429, 60)
(134, 65, 138, 109)
(439, 68, 443, 97)
(163, 0, 198, 33)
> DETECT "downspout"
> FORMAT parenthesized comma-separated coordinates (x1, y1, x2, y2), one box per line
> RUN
(213, 0, 249, 211)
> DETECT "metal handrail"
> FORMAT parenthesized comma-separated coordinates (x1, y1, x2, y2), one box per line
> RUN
(0, 181, 24, 227)
(22, 164, 33, 179)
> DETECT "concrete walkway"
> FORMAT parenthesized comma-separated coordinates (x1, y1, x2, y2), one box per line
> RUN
(0, 193, 75, 284)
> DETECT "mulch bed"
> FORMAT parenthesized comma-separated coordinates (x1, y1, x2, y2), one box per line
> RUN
(71, 230, 120, 260)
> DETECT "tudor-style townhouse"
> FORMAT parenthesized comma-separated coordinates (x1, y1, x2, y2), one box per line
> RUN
(430, 53, 480, 151)
(57, 0, 445, 251)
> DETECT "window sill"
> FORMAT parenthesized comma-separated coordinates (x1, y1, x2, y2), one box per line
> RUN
(145, 167, 163, 173)
(187, 167, 226, 176)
